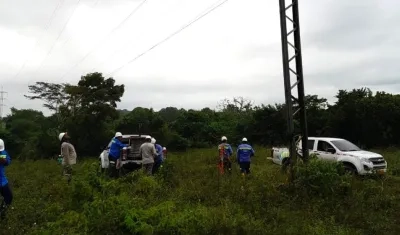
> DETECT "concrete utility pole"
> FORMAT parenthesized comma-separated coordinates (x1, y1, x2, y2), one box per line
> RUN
(278, 0, 309, 179)
(0, 86, 7, 119)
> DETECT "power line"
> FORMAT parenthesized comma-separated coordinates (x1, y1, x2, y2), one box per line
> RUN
(92, 0, 224, 73)
(60, 0, 103, 47)
(93, 0, 101, 7)
(60, 0, 148, 80)
(13, 0, 66, 80)
(35, 0, 82, 74)
(106, 0, 230, 76)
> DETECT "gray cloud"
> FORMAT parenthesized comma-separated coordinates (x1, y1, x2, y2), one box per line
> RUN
(305, 0, 400, 50)
(1, 0, 400, 116)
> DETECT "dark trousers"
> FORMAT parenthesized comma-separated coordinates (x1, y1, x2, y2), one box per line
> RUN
(0, 184, 12, 219)
(152, 158, 162, 174)
(223, 158, 232, 170)
(239, 162, 251, 174)
(0, 184, 12, 205)
(108, 156, 119, 178)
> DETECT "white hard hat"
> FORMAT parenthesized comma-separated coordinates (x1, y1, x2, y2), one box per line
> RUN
(151, 138, 156, 144)
(242, 137, 248, 142)
(163, 147, 166, 150)
(59, 133, 66, 141)
(221, 136, 227, 141)
(0, 139, 4, 151)
(115, 132, 123, 137)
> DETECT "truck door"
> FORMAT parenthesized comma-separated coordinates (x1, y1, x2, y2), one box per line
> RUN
(296, 139, 316, 157)
(104, 140, 112, 158)
(315, 140, 337, 161)
(101, 140, 112, 168)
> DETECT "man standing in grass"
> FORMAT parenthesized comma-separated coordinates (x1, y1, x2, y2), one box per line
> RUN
(139, 136, 157, 175)
(218, 136, 233, 173)
(151, 138, 163, 174)
(237, 137, 255, 176)
(0, 139, 12, 220)
(108, 132, 128, 178)
(59, 132, 77, 184)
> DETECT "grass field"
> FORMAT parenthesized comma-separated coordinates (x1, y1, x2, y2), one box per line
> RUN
(2, 147, 400, 235)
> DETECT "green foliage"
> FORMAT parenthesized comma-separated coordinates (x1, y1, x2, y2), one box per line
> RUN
(2, 74, 400, 234)
(4, 76, 400, 160)
(3, 148, 400, 234)
(288, 159, 352, 198)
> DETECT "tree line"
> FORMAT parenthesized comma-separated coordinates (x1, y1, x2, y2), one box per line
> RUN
(0, 72, 399, 159)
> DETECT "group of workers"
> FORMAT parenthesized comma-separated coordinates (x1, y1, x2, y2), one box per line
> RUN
(218, 136, 255, 175)
(109, 132, 166, 176)
(0, 133, 252, 219)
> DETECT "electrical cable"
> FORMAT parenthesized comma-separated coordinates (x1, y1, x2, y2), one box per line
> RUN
(13, 0, 65, 80)
(93, 0, 101, 7)
(60, 0, 103, 47)
(59, 0, 148, 80)
(35, 0, 82, 74)
(106, 0, 230, 77)
(92, 0, 224, 73)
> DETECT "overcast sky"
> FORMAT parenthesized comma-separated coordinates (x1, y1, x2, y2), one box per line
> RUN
(1, 0, 399, 116)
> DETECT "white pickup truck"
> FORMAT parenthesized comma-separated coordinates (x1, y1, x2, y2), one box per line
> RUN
(99, 134, 148, 174)
(272, 137, 387, 175)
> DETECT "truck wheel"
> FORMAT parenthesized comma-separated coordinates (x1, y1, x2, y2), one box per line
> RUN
(281, 158, 290, 174)
(343, 163, 357, 175)
(282, 157, 290, 167)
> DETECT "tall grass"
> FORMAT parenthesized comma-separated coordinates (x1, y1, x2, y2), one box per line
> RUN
(2, 147, 400, 234)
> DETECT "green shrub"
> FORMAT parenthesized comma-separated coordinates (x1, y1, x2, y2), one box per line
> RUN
(3, 148, 400, 234)
(287, 158, 352, 198)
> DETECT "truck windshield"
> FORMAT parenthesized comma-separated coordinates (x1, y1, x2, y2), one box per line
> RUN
(331, 140, 361, 151)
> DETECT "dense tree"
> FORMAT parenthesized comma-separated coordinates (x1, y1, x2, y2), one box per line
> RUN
(60, 73, 125, 156)
(2, 73, 400, 159)
(24, 82, 69, 128)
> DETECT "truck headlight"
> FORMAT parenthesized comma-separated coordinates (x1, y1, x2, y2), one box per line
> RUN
(360, 158, 372, 164)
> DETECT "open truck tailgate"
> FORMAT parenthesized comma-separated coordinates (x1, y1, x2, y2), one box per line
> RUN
(127, 136, 147, 160)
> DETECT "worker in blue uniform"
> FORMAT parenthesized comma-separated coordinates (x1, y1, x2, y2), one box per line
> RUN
(237, 137, 255, 175)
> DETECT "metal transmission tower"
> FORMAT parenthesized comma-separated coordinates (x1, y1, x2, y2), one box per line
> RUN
(278, 0, 309, 172)
(0, 86, 7, 118)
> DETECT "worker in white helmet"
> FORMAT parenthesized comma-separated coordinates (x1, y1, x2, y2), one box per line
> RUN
(237, 137, 255, 176)
(0, 139, 13, 220)
(218, 136, 233, 173)
(151, 138, 164, 174)
(139, 136, 157, 175)
(58, 132, 77, 184)
(108, 132, 128, 178)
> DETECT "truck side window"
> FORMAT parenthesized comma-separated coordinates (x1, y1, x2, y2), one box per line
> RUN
(317, 141, 334, 152)
(307, 140, 315, 150)
(122, 139, 129, 145)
